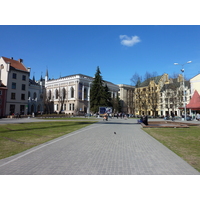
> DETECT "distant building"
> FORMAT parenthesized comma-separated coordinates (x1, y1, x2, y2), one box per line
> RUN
(119, 73, 191, 117)
(45, 71, 119, 115)
(160, 74, 191, 117)
(28, 75, 45, 115)
(118, 84, 135, 114)
(0, 57, 30, 115)
(134, 73, 169, 116)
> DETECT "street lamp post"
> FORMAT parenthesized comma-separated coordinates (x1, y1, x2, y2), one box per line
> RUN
(174, 61, 192, 121)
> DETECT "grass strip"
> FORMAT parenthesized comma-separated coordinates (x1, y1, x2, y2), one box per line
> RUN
(0, 121, 96, 159)
(143, 126, 200, 172)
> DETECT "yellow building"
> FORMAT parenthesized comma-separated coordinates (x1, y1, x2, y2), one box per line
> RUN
(190, 73, 200, 96)
(134, 74, 169, 116)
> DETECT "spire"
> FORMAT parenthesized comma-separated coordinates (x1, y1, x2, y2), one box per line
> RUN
(45, 68, 49, 82)
(33, 72, 35, 82)
(40, 72, 43, 81)
(46, 68, 49, 77)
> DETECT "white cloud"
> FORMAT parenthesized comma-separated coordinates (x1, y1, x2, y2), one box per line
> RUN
(119, 35, 141, 47)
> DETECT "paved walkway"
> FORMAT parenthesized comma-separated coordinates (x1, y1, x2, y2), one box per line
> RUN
(0, 118, 199, 175)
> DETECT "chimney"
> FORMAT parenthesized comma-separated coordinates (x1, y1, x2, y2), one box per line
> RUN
(10, 57, 13, 59)
(18, 58, 23, 63)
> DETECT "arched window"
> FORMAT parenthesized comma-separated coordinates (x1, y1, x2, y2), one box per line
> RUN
(84, 88, 87, 100)
(62, 88, 66, 99)
(55, 89, 59, 99)
(70, 87, 74, 98)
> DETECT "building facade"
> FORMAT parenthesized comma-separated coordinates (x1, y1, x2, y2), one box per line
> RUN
(45, 71, 119, 115)
(118, 84, 135, 114)
(160, 74, 191, 117)
(134, 74, 169, 116)
(190, 73, 200, 96)
(0, 57, 30, 116)
(119, 73, 192, 117)
(28, 76, 45, 115)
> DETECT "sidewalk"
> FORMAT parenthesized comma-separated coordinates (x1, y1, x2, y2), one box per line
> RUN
(0, 118, 199, 175)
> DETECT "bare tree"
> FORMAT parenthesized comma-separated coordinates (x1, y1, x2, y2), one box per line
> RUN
(58, 87, 66, 113)
(130, 72, 142, 87)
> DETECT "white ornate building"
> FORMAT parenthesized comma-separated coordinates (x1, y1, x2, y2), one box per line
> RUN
(45, 71, 119, 115)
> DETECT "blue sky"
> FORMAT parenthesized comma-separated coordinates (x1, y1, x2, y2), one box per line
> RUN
(1, 25, 200, 85)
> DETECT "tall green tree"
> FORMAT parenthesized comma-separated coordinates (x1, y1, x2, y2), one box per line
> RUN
(90, 67, 112, 113)
(104, 84, 112, 107)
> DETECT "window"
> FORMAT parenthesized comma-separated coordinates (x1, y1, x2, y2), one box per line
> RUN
(0, 90, 2, 95)
(33, 92, 37, 99)
(69, 103, 74, 110)
(22, 75, 26, 81)
(70, 87, 74, 98)
(12, 82, 16, 89)
(62, 88, 66, 99)
(55, 89, 58, 99)
(64, 104, 66, 110)
(22, 84, 26, 90)
(0, 99, 2, 105)
(48, 90, 51, 99)
(10, 105, 15, 115)
(12, 73, 17, 79)
(20, 105, 25, 115)
(11, 93, 16, 99)
(69, 103, 72, 110)
(21, 94, 25, 100)
(84, 88, 87, 100)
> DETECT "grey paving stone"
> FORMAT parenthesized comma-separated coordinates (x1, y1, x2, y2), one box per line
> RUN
(0, 118, 199, 175)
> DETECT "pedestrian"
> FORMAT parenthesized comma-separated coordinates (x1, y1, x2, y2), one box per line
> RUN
(196, 113, 200, 121)
(143, 115, 148, 125)
(103, 113, 108, 121)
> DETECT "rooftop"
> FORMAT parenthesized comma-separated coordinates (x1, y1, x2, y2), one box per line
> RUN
(2, 57, 29, 72)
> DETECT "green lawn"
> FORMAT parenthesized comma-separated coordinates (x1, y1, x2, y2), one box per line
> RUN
(0, 121, 96, 159)
(143, 126, 200, 172)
